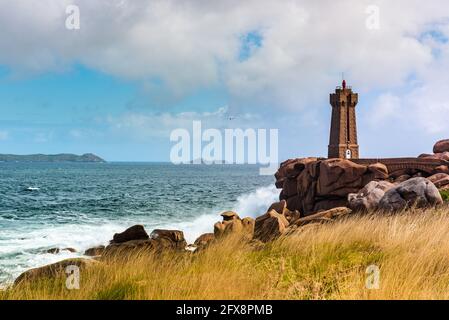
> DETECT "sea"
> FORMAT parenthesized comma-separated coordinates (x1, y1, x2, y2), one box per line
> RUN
(0, 162, 278, 286)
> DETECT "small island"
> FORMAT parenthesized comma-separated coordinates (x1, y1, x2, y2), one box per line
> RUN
(0, 153, 105, 163)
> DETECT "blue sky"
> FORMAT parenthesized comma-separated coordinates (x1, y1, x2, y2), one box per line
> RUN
(0, 0, 449, 161)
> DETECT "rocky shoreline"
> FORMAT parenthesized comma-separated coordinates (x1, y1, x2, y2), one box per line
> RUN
(12, 139, 449, 287)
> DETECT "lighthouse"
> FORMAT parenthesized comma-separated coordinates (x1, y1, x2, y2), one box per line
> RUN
(328, 80, 359, 159)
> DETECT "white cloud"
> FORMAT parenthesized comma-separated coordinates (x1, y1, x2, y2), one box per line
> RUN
(105, 106, 263, 140)
(0, 0, 446, 104)
(1, 0, 449, 155)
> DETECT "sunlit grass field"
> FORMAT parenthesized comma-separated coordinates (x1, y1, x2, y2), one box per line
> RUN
(3, 206, 449, 300)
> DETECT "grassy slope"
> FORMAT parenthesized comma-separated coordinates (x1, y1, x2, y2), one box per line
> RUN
(3, 206, 449, 300)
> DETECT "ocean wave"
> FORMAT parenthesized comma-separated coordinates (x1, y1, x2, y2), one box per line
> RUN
(169, 185, 280, 243)
(0, 185, 280, 285)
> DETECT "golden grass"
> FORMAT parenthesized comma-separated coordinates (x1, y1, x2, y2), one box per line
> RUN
(3, 206, 449, 300)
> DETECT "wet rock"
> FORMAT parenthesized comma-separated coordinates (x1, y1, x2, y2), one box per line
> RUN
(46, 247, 76, 254)
(111, 225, 149, 244)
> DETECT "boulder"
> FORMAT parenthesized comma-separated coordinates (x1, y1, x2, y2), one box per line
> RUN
(268, 200, 288, 215)
(46, 247, 76, 254)
(150, 229, 188, 251)
(428, 173, 449, 188)
(104, 229, 186, 257)
(290, 207, 352, 227)
(278, 159, 390, 215)
(316, 159, 368, 197)
(284, 208, 301, 222)
(424, 152, 449, 161)
(221, 211, 240, 221)
(348, 181, 395, 212)
(434, 165, 449, 175)
(111, 225, 149, 244)
(434, 139, 449, 154)
(394, 174, 411, 184)
(254, 209, 289, 242)
(194, 233, 215, 248)
(103, 240, 154, 257)
(214, 212, 254, 240)
(84, 245, 105, 257)
(367, 163, 389, 180)
(378, 177, 443, 211)
(434, 152, 449, 161)
(14, 258, 97, 286)
(275, 157, 318, 188)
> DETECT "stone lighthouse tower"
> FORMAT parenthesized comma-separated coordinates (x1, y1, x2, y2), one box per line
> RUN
(328, 80, 359, 159)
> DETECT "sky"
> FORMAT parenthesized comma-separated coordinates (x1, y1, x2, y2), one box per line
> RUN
(0, 0, 449, 161)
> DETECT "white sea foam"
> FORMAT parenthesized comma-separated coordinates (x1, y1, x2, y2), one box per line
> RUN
(0, 185, 280, 285)
(168, 185, 280, 243)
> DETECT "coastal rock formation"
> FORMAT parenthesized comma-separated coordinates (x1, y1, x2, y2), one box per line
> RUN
(378, 177, 443, 211)
(254, 209, 289, 242)
(276, 139, 449, 216)
(427, 173, 449, 189)
(46, 247, 76, 254)
(285, 207, 352, 236)
(277, 158, 388, 216)
(104, 227, 187, 257)
(420, 152, 449, 161)
(194, 233, 215, 249)
(348, 181, 395, 212)
(111, 225, 149, 244)
(14, 258, 98, 286)
(433, 139, 449, 154)
(291, 207, 351, 227)
(214, 211, 254, 240)
(84, 245, 105, 257)
(150, 229, 187, 251)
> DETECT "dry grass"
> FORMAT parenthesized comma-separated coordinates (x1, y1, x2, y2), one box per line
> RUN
(3, 206, 449, 300)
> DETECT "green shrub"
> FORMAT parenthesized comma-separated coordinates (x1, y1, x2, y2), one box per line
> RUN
(440, 190, 449, 202)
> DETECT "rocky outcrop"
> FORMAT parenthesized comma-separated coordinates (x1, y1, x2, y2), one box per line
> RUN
(291, 207, 351, 227)
(254, 209, 289, 242)
(348, 181, 395, 212)
(111, 225, 149, 244)
(84, 245, 105, 257)
(378, 177, 443, 211)
(434, 139, 449, 154)
(149, 229, 187, 251)
(14, 258, 98, 286)
(277, 158, 389, 216)
(46, 247, 76, 254)
(214, 211, 254, 240)
(427, 173, 449, 189)
(284, 207, 352, 236)
(194, 233, 215, 249)
(103, 227, 186, 257)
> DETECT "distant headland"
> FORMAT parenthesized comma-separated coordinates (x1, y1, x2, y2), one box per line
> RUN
(0, 153, 105, 163)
